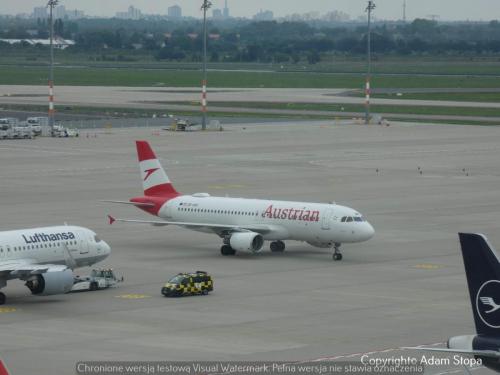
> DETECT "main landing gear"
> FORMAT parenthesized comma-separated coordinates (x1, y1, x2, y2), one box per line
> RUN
(220, 245, 236, 256)
(332, 243, 343, 261)
(0, 292, 6, 305)
(270, 241, 285, 253)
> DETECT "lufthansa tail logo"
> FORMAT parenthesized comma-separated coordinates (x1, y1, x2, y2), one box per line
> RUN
(476, 280, 500, 328)
(480, 297, 500, 313)
(143, 168, 159, 181)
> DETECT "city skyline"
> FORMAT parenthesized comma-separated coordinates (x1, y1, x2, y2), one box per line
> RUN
(1, 0, 499, 21)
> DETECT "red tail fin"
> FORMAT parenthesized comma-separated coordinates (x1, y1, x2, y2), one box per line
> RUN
(136, 141, 178, 197)
(0, 360, 10, 375)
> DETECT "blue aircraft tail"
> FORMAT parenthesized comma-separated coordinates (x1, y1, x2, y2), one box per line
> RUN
(459, 233, 500, 337)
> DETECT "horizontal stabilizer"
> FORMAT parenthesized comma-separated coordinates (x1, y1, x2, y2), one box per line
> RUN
(101, 200, 155, 208)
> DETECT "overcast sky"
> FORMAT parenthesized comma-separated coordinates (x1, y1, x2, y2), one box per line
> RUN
(1, 0, 499, 21)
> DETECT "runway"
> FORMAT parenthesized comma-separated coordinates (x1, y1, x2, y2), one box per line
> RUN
(0, 121, 499, 374)
(1, 85, 500, 109)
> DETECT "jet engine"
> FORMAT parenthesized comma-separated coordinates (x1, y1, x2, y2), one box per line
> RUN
(229, 232, 264, 253)
(25, 269, 74, 296)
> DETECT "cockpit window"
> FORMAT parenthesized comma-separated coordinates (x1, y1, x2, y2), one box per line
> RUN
(346, 217, 353, 222)
(341, 217, 346, 222)
(94, 235, 102, 243)
(354, 217, 363, 222)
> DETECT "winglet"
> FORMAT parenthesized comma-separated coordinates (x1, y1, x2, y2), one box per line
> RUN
(108, 215, 116, 225)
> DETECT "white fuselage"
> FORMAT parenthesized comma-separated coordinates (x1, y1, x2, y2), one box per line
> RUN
(0, 226, 111, 278)
(158, 195, 374, 247)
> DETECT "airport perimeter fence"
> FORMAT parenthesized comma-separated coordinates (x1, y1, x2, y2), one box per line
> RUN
(58, 117, 173, 130)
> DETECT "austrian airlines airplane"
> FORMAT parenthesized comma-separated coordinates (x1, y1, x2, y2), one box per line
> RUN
(108, 141, 374, 260)
(0, 225, 111, 305)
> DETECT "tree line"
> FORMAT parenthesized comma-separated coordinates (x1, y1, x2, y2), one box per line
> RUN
(1, 17, 500, 63)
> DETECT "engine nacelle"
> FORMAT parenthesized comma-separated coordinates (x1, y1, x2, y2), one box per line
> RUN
(25, 269, 74, 296)
(229, 232, 264, 253)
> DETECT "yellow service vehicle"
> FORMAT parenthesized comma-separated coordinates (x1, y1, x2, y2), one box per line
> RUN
(161, 271, 213, 297)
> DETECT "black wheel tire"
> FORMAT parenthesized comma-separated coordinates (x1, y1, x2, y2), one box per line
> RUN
(90, 282, 98, 291)
(0, 292, 5, 305)
(333, 253, 343, 261)
(278, 241, 285, 252)
(270, 241, 285, 252)
(202, 289, 209, 295)
(221, 245, 235, 256)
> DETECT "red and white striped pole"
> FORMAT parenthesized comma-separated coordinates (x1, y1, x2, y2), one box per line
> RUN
(201, 79, 207, 116)
(48, 80, 55, 119)
(365, 77, 370, 124)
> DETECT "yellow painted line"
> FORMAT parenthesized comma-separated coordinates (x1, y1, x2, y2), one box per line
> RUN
(0, 307, 17, 313)
(115, 294, 151, 300)
(414, 264, 441, 270)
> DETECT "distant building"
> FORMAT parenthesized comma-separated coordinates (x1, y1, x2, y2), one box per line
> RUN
(65, 9, 85, 20)
(212, 9, 223, 19)
(168, 5, 182, 19)
(253, 9, 273, 21)
(33, 7, 48, 19)
(116, 6, 142, 20)
(223, 0, 230, 19)
(54, 5, 66, 19)
(0, 38, 75, 49)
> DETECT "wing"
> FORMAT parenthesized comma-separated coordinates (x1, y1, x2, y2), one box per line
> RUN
(403, 347, 500, 358)
(0, 259, 68, 279)
(107, 215, 276, 236)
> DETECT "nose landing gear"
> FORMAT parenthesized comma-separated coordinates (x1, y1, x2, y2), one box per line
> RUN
(332, 243, 343, 261)
(0, 292, 6, 305)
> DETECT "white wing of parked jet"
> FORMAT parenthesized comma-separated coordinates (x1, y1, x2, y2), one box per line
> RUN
(0, 259, 68, 275)
(108, 215, 276, 235)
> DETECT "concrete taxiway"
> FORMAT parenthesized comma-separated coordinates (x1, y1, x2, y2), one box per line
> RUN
(0, 121, 499, 374)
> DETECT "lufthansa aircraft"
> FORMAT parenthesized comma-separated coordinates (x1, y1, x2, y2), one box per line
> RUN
(406, 233, 500, 372)
(0, 225, 111, 305)
(108, 141, 374, 260)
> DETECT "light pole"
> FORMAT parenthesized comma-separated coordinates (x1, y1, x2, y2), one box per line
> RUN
(201, 0, 212, 130)
(47, 0, 58, 136)
(365, 1, 375, 125)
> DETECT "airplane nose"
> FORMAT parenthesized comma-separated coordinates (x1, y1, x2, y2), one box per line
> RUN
(363, 222, 375, 241)
(102, 241, 111, 256)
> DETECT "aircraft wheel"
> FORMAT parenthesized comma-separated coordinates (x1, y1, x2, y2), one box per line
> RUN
(220, 245, 236, 256)
(0, 292, 6, 305)
(333, 253, 343, 261)
(270, 241, 285, 252)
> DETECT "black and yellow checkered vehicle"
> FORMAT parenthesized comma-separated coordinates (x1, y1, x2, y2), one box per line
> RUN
(161, 271, 213, 297)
